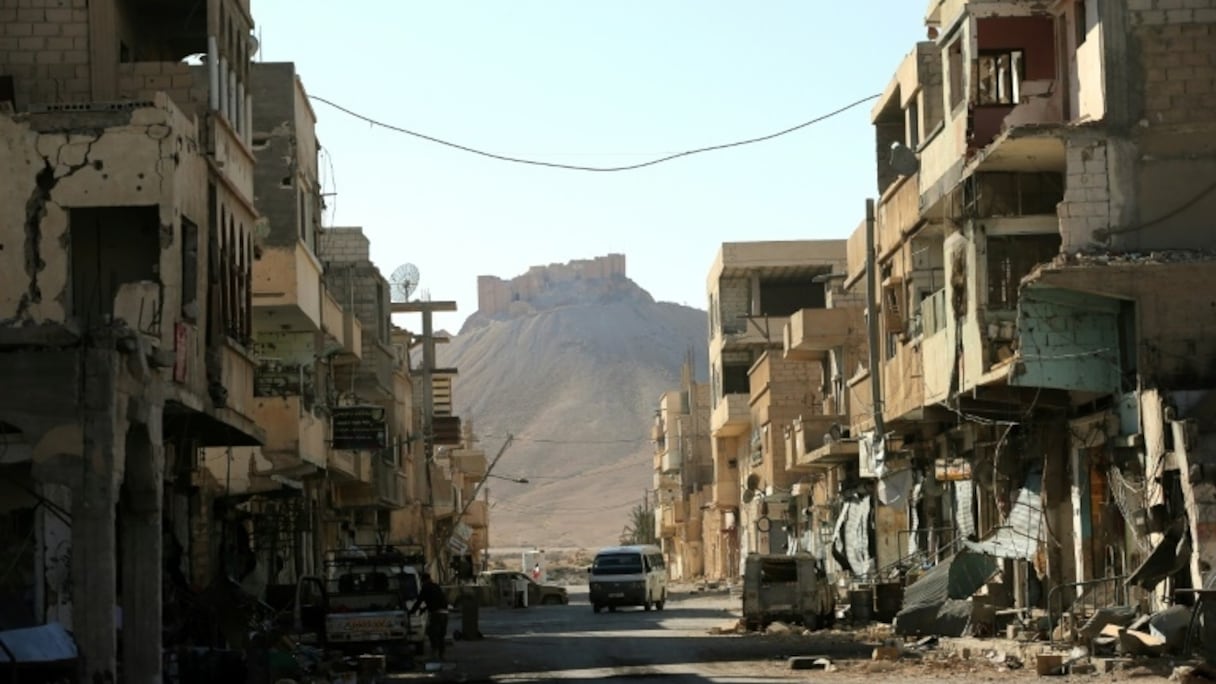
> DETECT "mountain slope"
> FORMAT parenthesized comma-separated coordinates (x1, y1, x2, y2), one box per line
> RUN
(438, 270, 707, 548)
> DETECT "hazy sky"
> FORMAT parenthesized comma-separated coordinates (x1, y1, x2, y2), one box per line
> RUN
(251, 2, 928, 332)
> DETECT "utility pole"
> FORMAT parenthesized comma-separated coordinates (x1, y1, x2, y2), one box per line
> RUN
(392, 299, 457, 570)
(447, 434, 515, 552)
(865, 198, 885, 439)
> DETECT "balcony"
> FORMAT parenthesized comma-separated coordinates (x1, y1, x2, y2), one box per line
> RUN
(253, 241, 324, 331)
(253, 396, 326, 473)
(327, 450, 363, 482)
(847, 370, 875, 434)
(660, 448, 682, 475)
(218, 338, 257, 423)
(464, 500, 489, 529)
(343, 308, 364, 360)
(787, 415, 853, 472)
(722, 315, 789, 349)
(332, 454, 402, 509)
(784, 307, 865, 361)
(451, 450, 487, 479)
(711, 394, 750, 437)
(877, 175, 921, 259)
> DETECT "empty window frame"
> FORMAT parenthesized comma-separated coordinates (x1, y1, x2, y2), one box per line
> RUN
(975, 50, 1026, 105)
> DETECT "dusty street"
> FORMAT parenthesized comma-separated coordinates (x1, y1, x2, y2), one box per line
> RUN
(390, 586, 1176, 683)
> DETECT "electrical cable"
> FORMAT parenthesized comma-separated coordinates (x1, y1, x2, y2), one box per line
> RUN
(308, 93, 881, 173)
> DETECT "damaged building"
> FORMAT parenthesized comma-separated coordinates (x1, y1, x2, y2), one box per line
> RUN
(0, 0, 263, 679)
(820, 0, 1216, 651)
(0, 1, 478, 679)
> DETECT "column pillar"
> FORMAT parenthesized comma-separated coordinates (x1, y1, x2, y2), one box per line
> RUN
(120, 400, 165, 684)
(73, 346, 120, 682)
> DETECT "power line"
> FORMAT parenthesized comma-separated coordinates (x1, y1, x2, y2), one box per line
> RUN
(308, 93, 881, 173)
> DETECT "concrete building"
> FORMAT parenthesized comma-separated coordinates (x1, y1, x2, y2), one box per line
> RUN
(704, 241, 846, 577)
(652, 361, 712, 581)
(0, 0, 262, 679)
(824, 0, 1216, 643)
(196, 62, 367, 605)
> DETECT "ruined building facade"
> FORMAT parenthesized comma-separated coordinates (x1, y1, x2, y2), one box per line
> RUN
(0, 1, 480, 679)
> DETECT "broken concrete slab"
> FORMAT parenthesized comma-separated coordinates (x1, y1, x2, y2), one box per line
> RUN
(1149, 605, 1192, 651)
(1078, 605, 1137, 639)
(1116, 627, 1166, 656)
(1035, 653, 1065, 676)
(872, 646, 901, 661)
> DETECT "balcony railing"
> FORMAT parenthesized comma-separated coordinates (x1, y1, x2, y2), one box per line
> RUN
(252, 241, 324, 331)
(711, 394, 750, 437)
(785, 307, 864, 360)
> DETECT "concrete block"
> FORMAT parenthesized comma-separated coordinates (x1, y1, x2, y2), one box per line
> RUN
(1036, 653, 1065, 676)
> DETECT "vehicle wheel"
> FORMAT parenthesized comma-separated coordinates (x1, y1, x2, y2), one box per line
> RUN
(609, 605, 617, 612)
(643, 598, 652, 611)
(542, 595, 561, 606)
(656, 592, 666, 611)
(592, 603, 602, 614)
(803, 613, 820, 631)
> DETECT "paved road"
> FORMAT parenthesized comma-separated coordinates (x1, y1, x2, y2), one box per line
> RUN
(403, 584, 870, 683)
(384, 584, 1180, 683)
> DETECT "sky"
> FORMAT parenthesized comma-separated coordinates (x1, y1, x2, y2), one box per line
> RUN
(251, 2, 929, 332)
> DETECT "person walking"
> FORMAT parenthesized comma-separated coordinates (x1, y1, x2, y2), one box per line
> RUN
(411, 572, 449, 660)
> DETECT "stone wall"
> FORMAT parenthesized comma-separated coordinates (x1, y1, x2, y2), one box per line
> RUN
(475, 254, 627, 317)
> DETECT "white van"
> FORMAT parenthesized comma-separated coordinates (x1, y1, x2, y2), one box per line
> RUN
(588, 545, 668, 613)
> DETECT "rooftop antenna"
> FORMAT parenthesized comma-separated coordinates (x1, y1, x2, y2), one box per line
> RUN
(389, 263, 420, 303)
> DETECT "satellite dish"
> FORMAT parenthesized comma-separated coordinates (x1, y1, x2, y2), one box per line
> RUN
(389, 263, 420, 303)
(742, 489, 756, 504)
(889, 142, 920, 176)
(745, 474, 761, 492)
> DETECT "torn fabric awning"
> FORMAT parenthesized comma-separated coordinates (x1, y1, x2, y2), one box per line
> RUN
(963, 471, 1043, 561)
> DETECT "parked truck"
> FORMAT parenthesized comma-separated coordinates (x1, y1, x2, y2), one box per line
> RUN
(742, 554, 835, 631)
(294, 547, 428, 659)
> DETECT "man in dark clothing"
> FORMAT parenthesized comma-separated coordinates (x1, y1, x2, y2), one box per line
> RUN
(411, 572, 449, 660)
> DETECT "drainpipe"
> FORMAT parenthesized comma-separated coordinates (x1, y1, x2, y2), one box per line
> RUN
(865, 199, 885, 439)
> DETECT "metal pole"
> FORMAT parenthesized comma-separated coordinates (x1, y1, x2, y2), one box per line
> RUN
(865, 198, 885, 438)
(448, 435, 515, 548)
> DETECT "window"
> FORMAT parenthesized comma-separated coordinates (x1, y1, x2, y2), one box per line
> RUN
(986, 234, 1060, 310)
(948, 39, 965, 111)
(723, 363, 750, 395)
(906, 101, 920, 150)
(975, 50, 1026, 105)
(69, 207, 160, 327)
(181, 218, 199, 322)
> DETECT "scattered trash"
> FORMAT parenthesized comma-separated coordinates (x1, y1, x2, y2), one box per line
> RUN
(1172, 662, 1216, 683)
(788, 656, 835, 671)
(765, 621, 793, 635)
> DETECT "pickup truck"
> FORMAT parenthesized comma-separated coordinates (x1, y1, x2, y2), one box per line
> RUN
(446, 570, 569, 608)
(295, 549, 428, 657)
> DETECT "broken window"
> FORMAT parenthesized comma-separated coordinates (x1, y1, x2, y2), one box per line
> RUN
(181, 217, 198, 322)
(723, 363, 750, 396)
(975, 50, 1025, 106)
(70, 207, 160, 327)
(985, 234, 1061, 310)
(948, 38, 965, 111)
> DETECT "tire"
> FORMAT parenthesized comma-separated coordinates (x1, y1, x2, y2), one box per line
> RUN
(643, 598, 652, 612)
(609, 605, 617, 612)
(656, 592, 665, 611)
(542, 595, 561, 606)
(803, 613, 820, 631)
(592, 603, 601, 614)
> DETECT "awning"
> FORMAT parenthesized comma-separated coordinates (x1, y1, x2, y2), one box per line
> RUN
(963, 471, 1043, 561)
(1127, 519, 1191, 590)
(900, 550, 999, 613)
(832, 494, 875, 577)
(0, 623, 77, 664)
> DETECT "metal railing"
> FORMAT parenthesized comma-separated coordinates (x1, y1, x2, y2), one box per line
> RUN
(1047, 574, 1129, 646)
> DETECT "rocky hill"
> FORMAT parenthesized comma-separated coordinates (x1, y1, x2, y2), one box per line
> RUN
(438, 257, 707, 549)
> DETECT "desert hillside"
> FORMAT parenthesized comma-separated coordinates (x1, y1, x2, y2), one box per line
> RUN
(438, 256, 707, 548)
